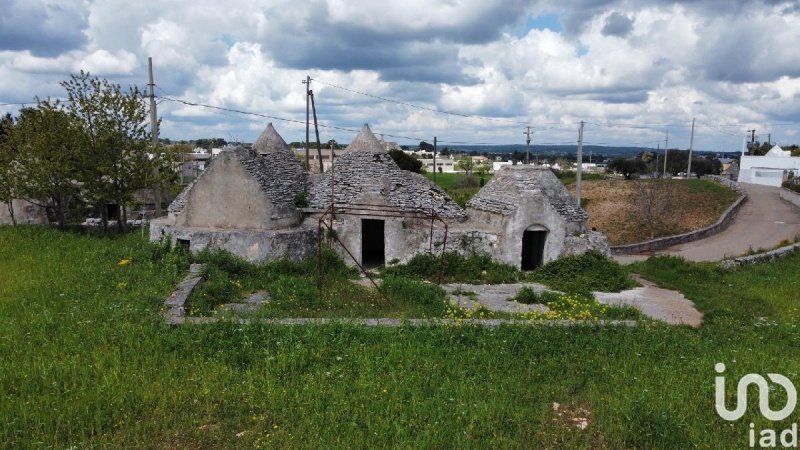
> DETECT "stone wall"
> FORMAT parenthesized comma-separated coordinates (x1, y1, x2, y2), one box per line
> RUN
(611, 178, 747, 255)
(720, 242, 800, 268)
(150, 222, 317, 263)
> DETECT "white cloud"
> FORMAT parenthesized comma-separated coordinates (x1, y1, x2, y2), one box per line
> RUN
(0, 0, 798, 150)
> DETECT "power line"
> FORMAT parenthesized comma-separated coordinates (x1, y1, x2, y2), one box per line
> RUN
(311, 77, 536, 127)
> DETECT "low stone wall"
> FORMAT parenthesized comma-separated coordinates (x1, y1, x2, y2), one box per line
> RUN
(150, 223, 318, 263)
(611, 177, 747, 255)
(779, 187, 800, 209)
(720, 242, 800, 268)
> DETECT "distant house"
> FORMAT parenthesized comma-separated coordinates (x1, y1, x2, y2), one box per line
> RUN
(738, 145, 800, 186)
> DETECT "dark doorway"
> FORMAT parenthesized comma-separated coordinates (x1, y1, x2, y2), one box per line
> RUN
(521, 229, 547, 270)
(176, 239, 190, 251)
(361, 219, 385, 268)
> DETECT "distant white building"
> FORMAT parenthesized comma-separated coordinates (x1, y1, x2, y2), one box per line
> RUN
(492, 161, 513, 172)
(420, 156, 459, 173)
(738, 145, 800, 187)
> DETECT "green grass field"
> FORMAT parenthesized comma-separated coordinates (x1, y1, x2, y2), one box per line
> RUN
(423, 172, 492, 207)
(2, 226, 800, 448)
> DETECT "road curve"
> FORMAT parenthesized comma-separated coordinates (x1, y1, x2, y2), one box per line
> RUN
(616, 183, 800, 263)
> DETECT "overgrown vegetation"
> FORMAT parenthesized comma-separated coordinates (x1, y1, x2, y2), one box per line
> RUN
(3, 226, 800, 447)
(514, 286, 540, 304)
(576, 178, 740, 245)
(526, 251, 637, 293)
(381, 251, 520, 284)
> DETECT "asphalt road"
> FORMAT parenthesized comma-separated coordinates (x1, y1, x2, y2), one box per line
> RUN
(615, 183, 800, 263)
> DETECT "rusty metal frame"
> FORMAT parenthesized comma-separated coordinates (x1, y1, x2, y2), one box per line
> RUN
(316, 201, 450, 299)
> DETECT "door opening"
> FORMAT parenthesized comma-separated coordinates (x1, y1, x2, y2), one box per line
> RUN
(521, 228, 547, 270)
(361, 219, 385, 268)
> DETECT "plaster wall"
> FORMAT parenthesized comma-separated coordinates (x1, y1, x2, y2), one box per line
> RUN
(0, 199, 48, 225)
(150, 222, 317, 262)
(497, 196, 581, 267)
(174, 151, 299, 230)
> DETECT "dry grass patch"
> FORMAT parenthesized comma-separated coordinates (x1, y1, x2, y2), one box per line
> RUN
(571, 179, 739, 245)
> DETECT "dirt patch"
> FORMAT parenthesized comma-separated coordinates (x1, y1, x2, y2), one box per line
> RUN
(571, 179, 739, 245)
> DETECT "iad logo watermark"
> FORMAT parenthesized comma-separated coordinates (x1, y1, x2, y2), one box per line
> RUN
(715, 363, 798, 448)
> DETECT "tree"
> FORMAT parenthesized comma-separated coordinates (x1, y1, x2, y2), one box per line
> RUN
(0, 113, 19, 224)
(389, 149, 422, 173)
(440, 146, 450, 156)
(607, 157, 646, 180)
(11, 102, 86, 228)
(61, 71, 168, 231)
(455, 156, 475, 177)
(633, 179, 679, 240)
(419, 141, 434, 152)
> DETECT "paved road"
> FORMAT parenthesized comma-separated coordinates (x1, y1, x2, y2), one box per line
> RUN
(616, 183, 800, 263)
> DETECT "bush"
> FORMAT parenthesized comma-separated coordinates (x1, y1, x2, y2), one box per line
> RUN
(514, 286, 540, 304)
(194, 248, 254, 276)
(782, 180, 800, 194)
(527, 251, 636, 293)
(382, 251, 520, 284)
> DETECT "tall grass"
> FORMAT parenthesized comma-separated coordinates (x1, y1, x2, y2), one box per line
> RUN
(1, 226, 799, 448)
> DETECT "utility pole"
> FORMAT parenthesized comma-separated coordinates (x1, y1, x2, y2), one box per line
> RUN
(433, 136, 437, 182)
(303, 76, 311, 169)
(655, 143, 660, 178)
(686, 118, 695, 179)
(576, 121, 584, 208)
(148, 57, 162, 218)
(524, 126, 531, 165)
(309, 90, 324, 173)
(748, 129, 756, 154)
(768, 133, 771, 147)
(663, 130, 669, 178)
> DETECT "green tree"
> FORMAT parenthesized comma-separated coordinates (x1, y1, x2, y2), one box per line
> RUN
(419, 141, 434, 152)
(0, 113, 20, 224)
(456, 156, 475, 177)
(11, 102, 86, 228)
(388, 149, 422, 173)
(61, 71, 166, 231)
(607, 157, 646, 180)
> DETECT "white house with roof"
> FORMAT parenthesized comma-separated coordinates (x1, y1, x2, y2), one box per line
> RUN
(738, 145, 800, 186)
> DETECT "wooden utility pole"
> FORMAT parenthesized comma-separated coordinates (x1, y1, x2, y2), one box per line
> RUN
(663, 130, 669, 178)
(303, 76, 311, 169)
(576, 121, 584, 207)
(148, 57, 162, 218)
(309, 90, 323, 173)
(524, 126, 531, 165)
(686, 118, 695, 179)
(433, 136, 437, 182)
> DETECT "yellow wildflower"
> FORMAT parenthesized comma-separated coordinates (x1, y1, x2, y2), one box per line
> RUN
(118, 259, 131, 267)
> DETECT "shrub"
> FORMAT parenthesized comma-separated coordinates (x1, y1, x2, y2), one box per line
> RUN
(527, 251, 636, 293)
(514, 286, 540, 304)
(782, 180, 800, 194)
(195, 248, 254, 276)
(382, 251, 520, 284)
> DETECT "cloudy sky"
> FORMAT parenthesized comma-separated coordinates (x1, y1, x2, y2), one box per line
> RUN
(1, 0, 799, 151)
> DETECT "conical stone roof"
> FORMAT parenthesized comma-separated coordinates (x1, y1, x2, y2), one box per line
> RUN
(307, 124, 466, 219)
(345, 123, 384, 153)
(254, 122, 293, 155)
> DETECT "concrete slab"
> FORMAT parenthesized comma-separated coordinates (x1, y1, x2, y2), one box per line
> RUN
(593, 275, 703, 327)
